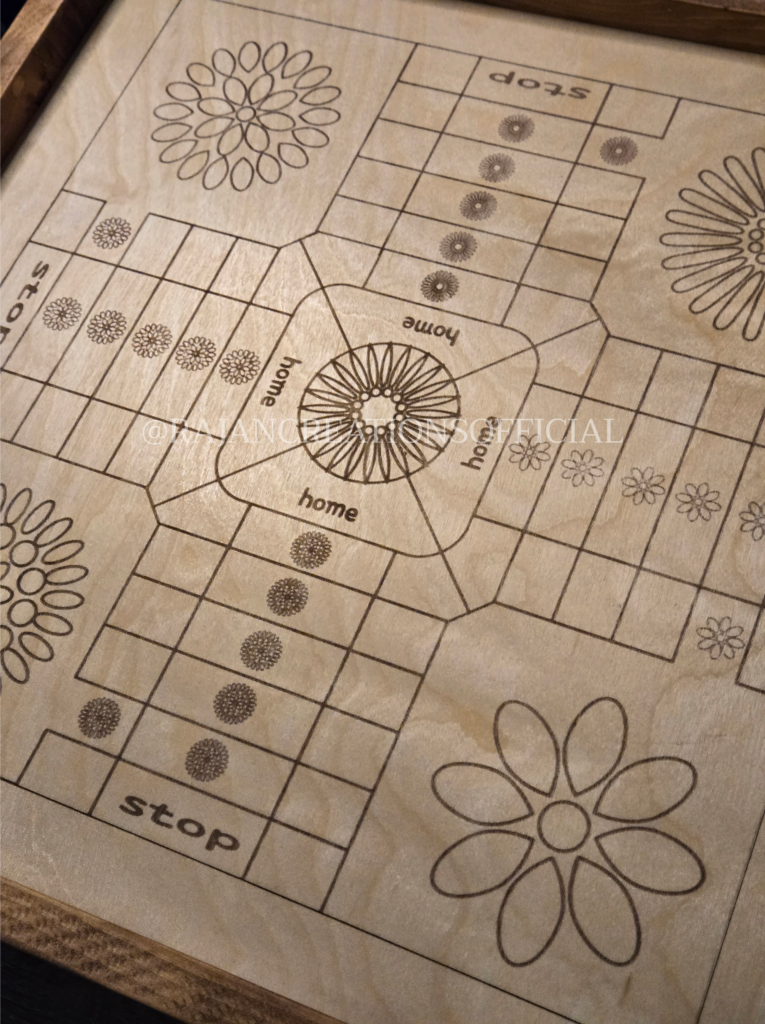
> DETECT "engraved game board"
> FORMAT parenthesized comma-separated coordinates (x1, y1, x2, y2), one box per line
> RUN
(2, 2, 764, 1022)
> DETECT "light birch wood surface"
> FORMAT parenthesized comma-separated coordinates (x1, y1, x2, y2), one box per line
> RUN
(1, 2, 764, 1023)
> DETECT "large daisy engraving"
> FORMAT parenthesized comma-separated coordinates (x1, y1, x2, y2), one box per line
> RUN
(430, 698, 705, 967)
(298, 343, 461, 484)
(1, 485, 88, 686)
(152, 40, 342, 190)
(660, 148, 765, 341)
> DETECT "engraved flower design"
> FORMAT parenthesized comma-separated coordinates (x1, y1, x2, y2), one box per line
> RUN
(739, 499, 765, 541)
(430, 698, 705, 967)
(92, 217, 132, 250)
(675, 482, 721, 522)
(509, 433, 551, 471)
(696, 616, 747, 660)
(421, 270, 459, 303)
(0, 485, 88, 686)
(600, 136, 638, 166)
(561, 449, 605, 487)
(42, 297, 81, 331)
(152, 40, 342, 190)
(132, 323, 172, 358)
(460, 190, 497, 221)
(660, 148, 765, 342)
(439, 232, 477, 264)
(176, 336, 216, 371)
(498, 114, 534, 144)
(298, 342, 461, 484)
(218, 348, 260, 384)
(479, 152, 514, 183)
(87, 310, 127, 345)
(621, 467, 666, 506)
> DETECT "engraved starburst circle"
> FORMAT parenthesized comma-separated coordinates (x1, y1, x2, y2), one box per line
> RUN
(152, 40, 342, 191)
(298, 343, 461, 484)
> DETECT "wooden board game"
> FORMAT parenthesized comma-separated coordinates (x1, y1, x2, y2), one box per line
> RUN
(2, 2, 764, 1021)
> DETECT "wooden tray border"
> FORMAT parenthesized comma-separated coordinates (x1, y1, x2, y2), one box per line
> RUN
(1, 877, 342, 1023)
(2, 0, 765, 164)
(1, 0, 763, 1018)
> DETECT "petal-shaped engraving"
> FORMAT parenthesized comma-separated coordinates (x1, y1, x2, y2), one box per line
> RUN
(259, 111, 295, 133)
(2, 648, 29, 683)
(34, 612, 73, 636)
(154, 102, 192, 121)
(431, 829, 532, 897)
(45, 565, 88, 585)
(160, 139, 197, 164)
(302, 85, 341, 106)
(152, 122, 191, 143)
(497, 858, 564, 965)
(212, 48, 236, 77)
(178, 150, 209, 180)
(197, 97, 234, 117)
(494, 700, 560, 796)
(238, 41, 261, 73)
(223, 75, 247, 106)
(281, 50, 312, 79)
(432, 763, 532, 825)
(260, 89, 297, 112)
(594, 757, 698, 822)
(203, 156, 229, 190)
(41, 590, 84, 610)
(295, 65, 332, 90)
(195, 116, 233, 139)
(299, 106, 341, 126)
(217, 124, 245, 157)
(187, 62, 214, 87)
(248, 73, 274, 106)
(245, 123, 269, 153)
(568, 857, 641, 965)
(263, 42, 288, 72)
(21, 501, 53, 536)
(166, 81, 200, 103)
(41, 540, 84, 564)
(277, 143, 308, 169)
(19, 632, 54, 661)
(230, 157, 255, 192)
(257, 152, 282, 184)
(36, 517, 72, 547)
(4, 488, 31, 524)
(595, 827, 705, 894)
(292, 127, 329, 148)
(563, 697, 627, 795)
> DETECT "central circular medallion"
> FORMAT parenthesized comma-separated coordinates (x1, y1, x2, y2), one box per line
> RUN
(298, 343, 460, 484)
(537, 800, 590, 852)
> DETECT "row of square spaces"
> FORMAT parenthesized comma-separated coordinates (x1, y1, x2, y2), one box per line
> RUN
(482, 391, 763, 601)
(388, 49, 678, 139)
(22, 698, 381, 848)
(79, 625, 422, 733)
(16, 730, 356, 889)
(556, 334, 765, 435)
(498, 535, 760, 662)
(357, 114, 642, 223)
(32, 200, 278, 300)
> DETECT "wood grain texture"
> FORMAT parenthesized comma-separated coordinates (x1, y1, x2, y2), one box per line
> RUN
(479, 0, 765, 53)
(0, 0, 111, 165)
(1, 878, 343, 1024)
(1, 2, 765, 1024)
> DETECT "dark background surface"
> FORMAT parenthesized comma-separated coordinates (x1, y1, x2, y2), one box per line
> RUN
(0, 10, 175, 1022)
(1, 0, 25, 34)
(1, 942, 181, 1023)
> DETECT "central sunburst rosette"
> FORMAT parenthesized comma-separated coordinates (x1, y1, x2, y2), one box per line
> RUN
(297, 343, 461, 484)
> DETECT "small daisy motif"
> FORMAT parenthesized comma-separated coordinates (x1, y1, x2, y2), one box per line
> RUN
(621, 467, 666, 506)
(561, 449, 605, 487)
(739, 500, 765, 541)
(675, 482, 721, 522)
(696, 616, 747, 660)
(509, 434, 551, 472)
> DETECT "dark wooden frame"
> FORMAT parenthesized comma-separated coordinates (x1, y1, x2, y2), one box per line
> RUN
(1, 0, 763, 1019)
